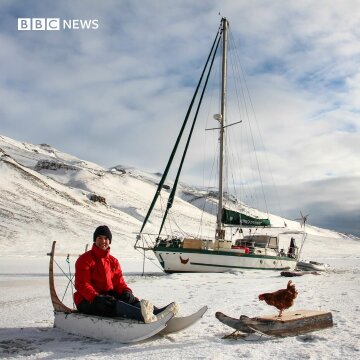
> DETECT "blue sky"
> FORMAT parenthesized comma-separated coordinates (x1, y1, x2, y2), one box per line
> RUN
(0, 0, 359, 236)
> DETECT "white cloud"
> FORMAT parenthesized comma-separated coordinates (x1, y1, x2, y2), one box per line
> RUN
(0, 0, 359, 235)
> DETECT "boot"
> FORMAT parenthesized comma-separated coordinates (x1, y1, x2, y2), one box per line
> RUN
(154, 302, 179, 315)
(155, 302, 179, 321)
(140, 299, 157, 323)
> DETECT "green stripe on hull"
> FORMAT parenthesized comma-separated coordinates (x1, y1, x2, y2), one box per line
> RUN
(154, 247, 297, 262)
(190, 262, 291, 270)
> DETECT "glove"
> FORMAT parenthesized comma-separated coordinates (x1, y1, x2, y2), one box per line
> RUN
(93, 295, 116, 309)
(120, 291, 139, 304)
(92, 295, 116, 317)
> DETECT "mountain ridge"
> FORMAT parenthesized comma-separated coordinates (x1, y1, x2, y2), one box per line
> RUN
(0, 134, 357, 259)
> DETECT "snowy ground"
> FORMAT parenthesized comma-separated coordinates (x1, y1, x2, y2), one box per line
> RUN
(1, 135, 359, 358)
(0, 247, 359, 360)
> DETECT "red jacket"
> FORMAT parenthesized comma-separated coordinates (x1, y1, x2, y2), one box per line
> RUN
(74, 244, 131, 305)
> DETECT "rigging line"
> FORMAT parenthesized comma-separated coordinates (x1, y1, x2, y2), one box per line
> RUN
(135, 234, 164, 273)
(66, 254, 75, 308)
(227, 34, 253, 207)
(160, 193, 181, 239)
(142, 238, 146, 276)
(134, 246, 164, 272)
(202, 56, 218, 184)
(197, 140, 219, 239)
(225, 126, 239, 206)
(61, 274, 75, 303)
(198, 61, 221, 239)
(226, 35, 255, 210)
(140, 25, 222, 234)
(231, 30, 280, 216)
(229, 31, 269, 215)
(158, 192, 171, 237)
(228, 34, 254, 197)
(53, 257, 75, 305)
(227, 115, 247, 207)
(157, 35, 222, 237)
(228, 34, 254, 199)
(227, 129, 250, 214)
(168, 210, 190, 238)
(198, 65, 218, 239)
(141, 235, 145, 276)
(54, 258, 74, 283)
(234, 75, 260, 208)
(198, 153, 219, 239)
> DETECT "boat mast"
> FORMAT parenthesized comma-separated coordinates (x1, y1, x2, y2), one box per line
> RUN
(216, 17, 228, 240)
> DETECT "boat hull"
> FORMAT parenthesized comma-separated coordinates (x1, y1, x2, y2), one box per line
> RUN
(296, 261, 329, 272)
(154, 247, 297, 273)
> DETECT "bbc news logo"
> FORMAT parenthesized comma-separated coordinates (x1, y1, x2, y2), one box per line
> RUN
(18, 18, 99, 31)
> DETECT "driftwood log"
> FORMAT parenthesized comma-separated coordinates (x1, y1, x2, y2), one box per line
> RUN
(216, 310, 333, 337)
(241, 310, 333, 336)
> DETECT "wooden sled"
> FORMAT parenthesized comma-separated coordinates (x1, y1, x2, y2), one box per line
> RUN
(48, 241, 206, 342)
(216, 310, 333, 338)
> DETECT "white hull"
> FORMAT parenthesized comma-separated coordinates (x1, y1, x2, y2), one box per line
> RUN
(54, 311, 173, 343)
(154, 249, 297, 273)
(297, 261, 329, 272)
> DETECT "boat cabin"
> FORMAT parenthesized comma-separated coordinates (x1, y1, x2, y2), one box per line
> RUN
(236, 235, 278, 249)
(235, 234, 299, 258)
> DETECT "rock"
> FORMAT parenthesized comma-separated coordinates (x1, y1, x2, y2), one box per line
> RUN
(89, 194, 107, 205)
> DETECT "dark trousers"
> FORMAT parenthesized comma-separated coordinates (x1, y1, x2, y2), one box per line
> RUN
(77, 298, 143, 320)
(77, 293, 168, 321)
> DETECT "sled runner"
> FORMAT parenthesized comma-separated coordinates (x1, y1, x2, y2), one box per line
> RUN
(159, 305, 208, 334)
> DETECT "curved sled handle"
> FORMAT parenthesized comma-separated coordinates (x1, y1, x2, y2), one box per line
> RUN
(48, 241, 73, 313)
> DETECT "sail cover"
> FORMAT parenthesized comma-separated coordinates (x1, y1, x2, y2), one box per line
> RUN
(222, 209, 271, 227)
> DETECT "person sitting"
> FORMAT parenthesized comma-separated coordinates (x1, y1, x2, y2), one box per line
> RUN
(287, 237, 298, 258)
(74, 225, 178, 323)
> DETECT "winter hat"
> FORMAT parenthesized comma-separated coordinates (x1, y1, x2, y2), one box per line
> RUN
(93, 225, 112, 243)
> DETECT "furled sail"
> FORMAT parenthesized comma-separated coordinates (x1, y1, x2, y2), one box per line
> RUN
(222, 208, 271, 227)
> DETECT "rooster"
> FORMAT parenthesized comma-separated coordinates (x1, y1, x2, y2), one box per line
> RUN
(258, 280, 298, 317)
(179, 256, 189, 264)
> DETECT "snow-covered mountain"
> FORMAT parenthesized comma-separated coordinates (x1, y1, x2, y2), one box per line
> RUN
(0, 134, 357, 258)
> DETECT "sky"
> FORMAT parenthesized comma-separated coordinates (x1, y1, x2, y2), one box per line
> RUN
(0, 0, 359, 236)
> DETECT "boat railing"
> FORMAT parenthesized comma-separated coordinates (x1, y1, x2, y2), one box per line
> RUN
(136, 233, 191, 249)
(134, 233, 159, 250)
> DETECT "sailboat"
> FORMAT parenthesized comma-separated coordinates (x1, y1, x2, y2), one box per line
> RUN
(135, 18, 303, 273)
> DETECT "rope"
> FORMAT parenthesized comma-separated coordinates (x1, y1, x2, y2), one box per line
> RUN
(53, 257, 75, 307)
(134, 239, 165, 272)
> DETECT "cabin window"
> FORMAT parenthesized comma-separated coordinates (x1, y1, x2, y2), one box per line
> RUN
(268, 237, 278, 249)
